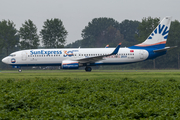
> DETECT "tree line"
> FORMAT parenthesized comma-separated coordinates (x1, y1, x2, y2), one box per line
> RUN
(0, 18, 68, 69)
(0, 17, 180, 69)
(0, 18, 67, 55)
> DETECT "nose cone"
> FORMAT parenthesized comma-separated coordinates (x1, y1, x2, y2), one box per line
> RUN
(2, 57, 9, 64)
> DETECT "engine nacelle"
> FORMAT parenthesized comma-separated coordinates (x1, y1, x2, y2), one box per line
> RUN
(61, 60, 79, 69)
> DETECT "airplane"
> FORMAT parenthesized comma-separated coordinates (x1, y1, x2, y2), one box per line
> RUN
(2, 16, 176, 72)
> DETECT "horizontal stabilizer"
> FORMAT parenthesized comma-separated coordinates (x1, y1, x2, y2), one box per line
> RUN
(153, 46, 177, 53)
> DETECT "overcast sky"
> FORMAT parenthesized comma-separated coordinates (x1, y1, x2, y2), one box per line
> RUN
(0, 0, 179, 44)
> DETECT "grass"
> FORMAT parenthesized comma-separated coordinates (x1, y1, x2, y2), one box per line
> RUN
(1, 70, 180, 119)
(0, 69, 180, 80)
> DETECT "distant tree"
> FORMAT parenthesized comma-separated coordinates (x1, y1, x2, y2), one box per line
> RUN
(119, 20, 140, 46)
(136, 17, 160, 43)
(66, 40, 82, 48)
(19, 19, 39, 49)
(82, 18, 119, 39)
(68, 18, 140, 48)
(40, 18, 68, 48)
(0, 20, 19, 55)
(81, 17, 124, 47)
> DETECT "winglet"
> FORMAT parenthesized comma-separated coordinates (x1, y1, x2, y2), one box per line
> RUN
(105, 45, 109, 48)
(111, 43, 121, 55)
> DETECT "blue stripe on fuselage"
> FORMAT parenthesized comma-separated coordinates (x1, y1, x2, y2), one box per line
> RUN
(147, 50, 166, 59)
(10, 63, 62, 67)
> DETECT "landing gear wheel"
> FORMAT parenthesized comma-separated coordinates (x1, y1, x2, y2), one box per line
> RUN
(85, 67, 92, 72)
(18, 69, 22, 72)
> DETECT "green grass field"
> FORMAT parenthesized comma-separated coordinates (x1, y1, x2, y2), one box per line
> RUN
(1, 70, 180, 119)
(1, 69, 180, 80)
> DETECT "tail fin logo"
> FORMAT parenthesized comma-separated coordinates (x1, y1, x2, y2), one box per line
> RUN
(148, 24, 169, 40)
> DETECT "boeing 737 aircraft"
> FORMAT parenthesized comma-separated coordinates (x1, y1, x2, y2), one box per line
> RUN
(2, 16, 176, 72)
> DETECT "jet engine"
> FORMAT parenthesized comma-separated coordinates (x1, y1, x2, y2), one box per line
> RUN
(61, 60, 79, 69)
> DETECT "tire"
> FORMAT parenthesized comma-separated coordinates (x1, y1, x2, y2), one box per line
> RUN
(85, 67, 92, 72)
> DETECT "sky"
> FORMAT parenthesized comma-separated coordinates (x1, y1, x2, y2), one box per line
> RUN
(0, 0, 179, 45)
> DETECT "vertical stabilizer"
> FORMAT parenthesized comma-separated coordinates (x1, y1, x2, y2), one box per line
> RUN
(134, 16, 172, 48)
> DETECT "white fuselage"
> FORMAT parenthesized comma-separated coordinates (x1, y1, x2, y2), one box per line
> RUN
(2, 47, 149, 67)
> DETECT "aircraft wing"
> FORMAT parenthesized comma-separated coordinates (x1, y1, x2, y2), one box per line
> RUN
(77, 43, 121, 63)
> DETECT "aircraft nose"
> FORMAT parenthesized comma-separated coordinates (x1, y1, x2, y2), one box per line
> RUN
(2, 57, 9, 64)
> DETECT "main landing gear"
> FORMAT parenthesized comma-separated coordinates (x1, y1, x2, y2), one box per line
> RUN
(85, 66, 92, 72)
(18, 69, 22, 72)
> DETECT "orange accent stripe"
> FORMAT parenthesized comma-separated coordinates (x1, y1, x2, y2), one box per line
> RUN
(135, 41, 166, 47)
(62, 62, 78, 65)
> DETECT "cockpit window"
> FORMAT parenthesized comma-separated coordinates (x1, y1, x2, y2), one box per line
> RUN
(9, 54, 16, 57)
